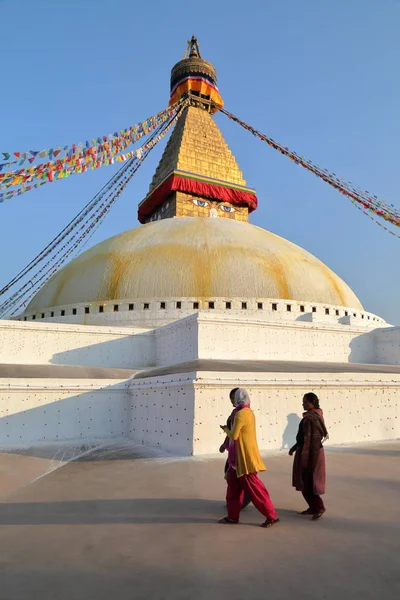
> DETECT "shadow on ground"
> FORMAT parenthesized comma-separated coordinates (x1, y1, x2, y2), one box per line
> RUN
(0, 498, 398, 535)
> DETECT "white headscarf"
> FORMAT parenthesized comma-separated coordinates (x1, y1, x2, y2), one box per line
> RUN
(234, 388, 250, 407)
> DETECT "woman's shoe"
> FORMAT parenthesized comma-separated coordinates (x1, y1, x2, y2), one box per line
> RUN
(312, 509, 326, 521)
(261, 518, 280, 528)
(218, 516, 239, 524)
(299, 508, 314, 515)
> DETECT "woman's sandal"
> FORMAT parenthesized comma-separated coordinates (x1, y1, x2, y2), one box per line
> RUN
(218, 516, 239, 524)
(299, 509, 314, 515)
(261, 518, 280, 528)
(312, 509, 326, 521)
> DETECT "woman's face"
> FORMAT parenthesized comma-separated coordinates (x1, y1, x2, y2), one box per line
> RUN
(229, 393, 236, 406)
(302, 396, 313, 411)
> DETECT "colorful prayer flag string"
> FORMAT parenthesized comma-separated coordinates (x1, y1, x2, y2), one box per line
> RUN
(0, 105, 185, 315)
(220, 107, 400, 235)
(349, 196, 400, 239)
(0, 99, 185, 170)
(0, 181, 46, 202)
(0, 99, 186, 196)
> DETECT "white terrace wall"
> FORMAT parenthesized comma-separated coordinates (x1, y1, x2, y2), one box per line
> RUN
(196, 314, 376, 363)
(1, 314, 394, 372)
(1, 370, 399, 454)
(0, 379, 130, 447)
(129, 375, 195, 455)
(157, 313, 377, 364)
(153, 315, 400, 367)
(155, 316, 199, 367)
(0, 320, 155, 369)
(0, 374, 194, 452)
(374, 327, 400, 365)
(191, 371, 400, 455)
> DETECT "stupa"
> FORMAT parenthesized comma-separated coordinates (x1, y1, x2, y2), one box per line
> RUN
(1, 37, 399, 455)
(20, 36, 374, 329)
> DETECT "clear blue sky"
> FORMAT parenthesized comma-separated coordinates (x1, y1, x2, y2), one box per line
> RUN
(0, 0, 399, 324)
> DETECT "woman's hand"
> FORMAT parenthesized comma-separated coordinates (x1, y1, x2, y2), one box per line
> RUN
(288, 448, 294, 456)
(219, 444, 226, 453)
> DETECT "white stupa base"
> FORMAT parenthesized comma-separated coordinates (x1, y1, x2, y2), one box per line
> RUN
(1, 312, 400, 454)
(1, 367, 400, 455)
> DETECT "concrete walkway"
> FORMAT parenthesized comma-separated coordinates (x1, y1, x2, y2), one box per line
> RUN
(0, 442, 399, 599)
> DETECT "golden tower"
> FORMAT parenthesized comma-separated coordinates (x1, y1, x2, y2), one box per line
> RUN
(138, 36, 258, 224)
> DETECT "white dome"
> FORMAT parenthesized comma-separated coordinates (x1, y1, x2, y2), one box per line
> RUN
(26, 217, 362, 311)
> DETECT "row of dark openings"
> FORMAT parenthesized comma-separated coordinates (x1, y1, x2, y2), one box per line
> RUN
(24, 302, 370, 320)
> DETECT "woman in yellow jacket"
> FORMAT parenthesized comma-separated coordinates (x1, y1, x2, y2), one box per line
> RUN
(219, 388, 279, 528)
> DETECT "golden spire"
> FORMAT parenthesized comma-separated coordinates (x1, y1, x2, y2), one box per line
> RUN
(137, 38, 258, 224)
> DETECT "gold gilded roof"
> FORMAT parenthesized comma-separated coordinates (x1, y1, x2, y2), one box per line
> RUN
(148, 106, 247, 194)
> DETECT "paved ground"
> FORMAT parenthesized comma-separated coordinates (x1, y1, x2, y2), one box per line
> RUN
(0, 441, 399, 600)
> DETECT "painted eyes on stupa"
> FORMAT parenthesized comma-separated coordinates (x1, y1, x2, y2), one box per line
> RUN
(192, 198, 209, 207)
(190, 198, 236, 213)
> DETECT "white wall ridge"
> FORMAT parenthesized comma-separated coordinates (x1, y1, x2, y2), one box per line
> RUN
(0, 321, 156, 369)
(0, 379, 130, 392)
(0, 319, 155, 337)
(373, 325, 400, 336)
(16, 296, 386, 330)
(129, 373, 197, 388)
(193, 373, 400, 386)
(154, 312, 199, 334)
(194, 314, 382, 334)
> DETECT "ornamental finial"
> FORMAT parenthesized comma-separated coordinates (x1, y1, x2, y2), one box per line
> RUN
(183, 35, 201, 59)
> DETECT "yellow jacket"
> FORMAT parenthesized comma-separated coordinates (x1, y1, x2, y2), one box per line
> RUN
(224, 408, 266, 478)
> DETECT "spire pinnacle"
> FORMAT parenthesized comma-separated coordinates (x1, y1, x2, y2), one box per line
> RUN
(170, 36, 223, 113)
(184, 35, 201, 59)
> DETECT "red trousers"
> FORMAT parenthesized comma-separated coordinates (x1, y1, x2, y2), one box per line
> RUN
(302, 469, 325, 513)
(226, 467, 278, 522)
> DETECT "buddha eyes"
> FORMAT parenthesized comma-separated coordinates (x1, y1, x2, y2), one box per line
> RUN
(190, 198, 236, 213)
(191, 198, 209, 207)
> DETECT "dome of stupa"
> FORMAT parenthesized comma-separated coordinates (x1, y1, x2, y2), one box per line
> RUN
(25, 217, 362, 312)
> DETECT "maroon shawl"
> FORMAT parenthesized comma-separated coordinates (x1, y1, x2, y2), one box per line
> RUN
(292, 410, 328, 495)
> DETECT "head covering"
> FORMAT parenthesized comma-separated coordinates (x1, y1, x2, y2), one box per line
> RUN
(234, 388, 250, 407)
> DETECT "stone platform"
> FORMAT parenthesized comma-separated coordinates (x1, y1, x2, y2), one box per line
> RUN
(0, 441, 399, 599)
